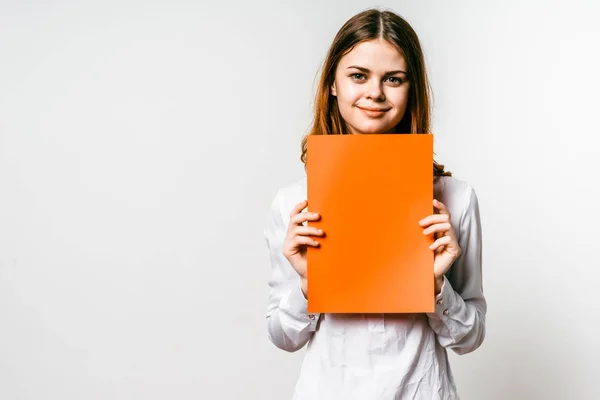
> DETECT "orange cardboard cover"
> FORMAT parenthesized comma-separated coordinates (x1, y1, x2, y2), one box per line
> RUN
(306, 134, 434, 313)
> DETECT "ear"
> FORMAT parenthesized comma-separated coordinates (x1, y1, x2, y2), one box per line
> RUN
(330, 81, 337, 97)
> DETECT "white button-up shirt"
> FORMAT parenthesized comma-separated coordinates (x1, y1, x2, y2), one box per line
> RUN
(264, 175, 486, 400)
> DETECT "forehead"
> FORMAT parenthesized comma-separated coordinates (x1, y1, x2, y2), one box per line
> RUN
(338, 39, 407, 70)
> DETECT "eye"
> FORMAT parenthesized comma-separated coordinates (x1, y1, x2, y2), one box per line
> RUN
(386, 76, 405, 85)
(350, 73, 366, 81)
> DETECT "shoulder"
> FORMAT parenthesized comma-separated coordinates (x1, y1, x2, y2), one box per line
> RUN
(435, 175, 477, 203)
(268, 176, 308, 222)
(434, 175, 479, 228)
(435, 175, 473, 196)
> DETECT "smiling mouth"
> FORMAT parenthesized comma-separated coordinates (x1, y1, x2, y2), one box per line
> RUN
(358, 106, 389, 117)
(358, 106, 390, 112)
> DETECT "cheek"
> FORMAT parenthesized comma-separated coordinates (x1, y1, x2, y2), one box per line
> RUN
(337, 84, 362, 105)
(390, 88, 410, 108)
(384, 95, 408, 116)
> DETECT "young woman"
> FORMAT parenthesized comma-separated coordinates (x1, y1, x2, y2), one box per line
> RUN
(264, 8, 486, 399)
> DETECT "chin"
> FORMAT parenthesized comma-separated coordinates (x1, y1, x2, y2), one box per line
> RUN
(352, 123, 396, 135)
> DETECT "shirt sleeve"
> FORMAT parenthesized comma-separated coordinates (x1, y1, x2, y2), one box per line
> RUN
(426, 185, 487, 355)
(264, 189, 321, 352)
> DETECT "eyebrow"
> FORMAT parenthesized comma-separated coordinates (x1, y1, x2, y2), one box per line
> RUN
(346, 65, 407, 76)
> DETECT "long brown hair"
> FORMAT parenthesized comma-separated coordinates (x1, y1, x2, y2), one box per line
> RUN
(300, 8, 451, 177)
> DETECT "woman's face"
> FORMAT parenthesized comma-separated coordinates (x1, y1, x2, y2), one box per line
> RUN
(330, 39, 411, 135)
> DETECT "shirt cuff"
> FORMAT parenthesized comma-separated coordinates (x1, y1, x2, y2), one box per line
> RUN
(280, 280, 320, 330)
(432, 276, 458, 319)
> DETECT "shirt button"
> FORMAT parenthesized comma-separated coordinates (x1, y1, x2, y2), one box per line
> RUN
(308, 314, 315, 320)
(436, 299, 443, 305)
(443, 309, 449, 316)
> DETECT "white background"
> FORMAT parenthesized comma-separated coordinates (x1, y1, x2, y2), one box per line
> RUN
(1, 1, 598, 399)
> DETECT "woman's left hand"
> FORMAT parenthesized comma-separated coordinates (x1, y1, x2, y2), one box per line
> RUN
(418, 199, 462, 293)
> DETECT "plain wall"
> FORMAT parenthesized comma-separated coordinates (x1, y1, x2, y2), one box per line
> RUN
(0, 0, 598, 399)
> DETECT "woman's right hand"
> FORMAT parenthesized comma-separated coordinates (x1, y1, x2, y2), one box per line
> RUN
(282, 200, 325, 297)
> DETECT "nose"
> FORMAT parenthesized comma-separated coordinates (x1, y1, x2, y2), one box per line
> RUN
(366, 80, 385, 101)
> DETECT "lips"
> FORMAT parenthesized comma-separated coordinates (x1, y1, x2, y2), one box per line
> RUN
(358, 106, 390, 112)
(358, 106, 389, 118)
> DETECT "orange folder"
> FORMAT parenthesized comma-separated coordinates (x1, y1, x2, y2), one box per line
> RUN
(306, 134, 434, 313)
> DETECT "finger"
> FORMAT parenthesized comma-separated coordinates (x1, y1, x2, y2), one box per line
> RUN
(292, 226, 325, 237)
(418, 214, 450, 227)
(422, 222, 451, 236)
(289, 200, 308, 219)
(429, 235, 452, 250)
(290, 211, 321, 226)
(293, 235, 320, 247)
(433, 199, 451, 216)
